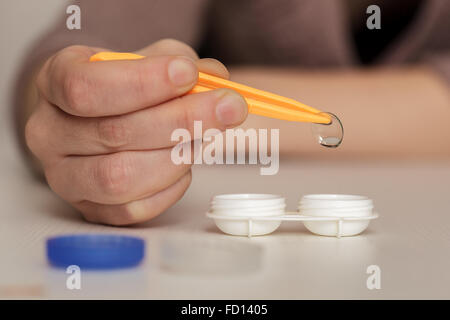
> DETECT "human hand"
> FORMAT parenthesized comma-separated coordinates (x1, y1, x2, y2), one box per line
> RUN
(25, 39, 248, 225)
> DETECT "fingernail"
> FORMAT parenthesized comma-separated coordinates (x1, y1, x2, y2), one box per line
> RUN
(168, 57, 197, 87)
(215, 90, 248, 126)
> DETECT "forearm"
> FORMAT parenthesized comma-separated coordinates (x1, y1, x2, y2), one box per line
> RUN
(231, 66, 450, 158)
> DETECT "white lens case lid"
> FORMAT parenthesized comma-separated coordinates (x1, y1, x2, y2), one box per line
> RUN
(299, 194, 373, 209)
(301, 194, 367, 201)
(211, 194, 285, 208)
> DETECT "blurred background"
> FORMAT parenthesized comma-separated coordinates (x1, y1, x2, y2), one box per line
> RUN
(2, 0, 450, 165)
(0, 0, 65, 168)
(0, 0, 449, 300)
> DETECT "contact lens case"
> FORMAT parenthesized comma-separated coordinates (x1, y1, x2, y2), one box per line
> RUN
(206, 194, 378, 238)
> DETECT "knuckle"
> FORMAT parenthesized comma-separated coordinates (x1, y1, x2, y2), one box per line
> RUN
(155, 39, 198, 59)
(55, 46, 90, 65)
(157, 38, 183, 47)
(52, 47, 71, 65)
(64, 45, 90, 53)
(44, 46, 93, 106)
(62, 71, 91, 114)
(96, 117, 131, 149)
(95, 153, 132, 198)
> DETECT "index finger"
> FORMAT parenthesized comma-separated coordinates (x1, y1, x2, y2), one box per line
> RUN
(37, 45, 198, 117)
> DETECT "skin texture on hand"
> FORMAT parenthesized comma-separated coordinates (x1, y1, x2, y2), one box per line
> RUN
(24, 39, 248, 226)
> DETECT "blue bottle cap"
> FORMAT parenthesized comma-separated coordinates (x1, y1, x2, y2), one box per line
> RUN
(46, 234, 145, 270)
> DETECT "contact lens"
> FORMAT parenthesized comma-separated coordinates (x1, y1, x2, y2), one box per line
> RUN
(311, 112, 343, 148)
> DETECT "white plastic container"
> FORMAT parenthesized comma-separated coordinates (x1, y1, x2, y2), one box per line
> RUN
(299, 194, 373, 237)
(209, 194, 285, 236)
(207, 194, 378, 238)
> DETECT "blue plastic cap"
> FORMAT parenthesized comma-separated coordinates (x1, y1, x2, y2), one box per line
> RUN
(46, 234, 145, 270)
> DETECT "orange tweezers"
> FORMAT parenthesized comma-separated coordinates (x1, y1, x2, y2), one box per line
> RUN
(90, 52, 331, 124)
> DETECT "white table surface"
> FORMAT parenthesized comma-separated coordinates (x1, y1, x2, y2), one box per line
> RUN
(1, 145, 450, 299)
